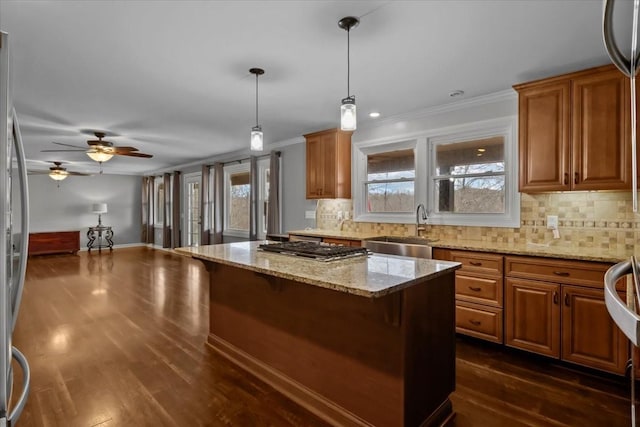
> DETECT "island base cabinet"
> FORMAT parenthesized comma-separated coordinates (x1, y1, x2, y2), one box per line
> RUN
(203, 262, 456, 427)
(505, 278, 560, 358)
(561, 286, 628, 374)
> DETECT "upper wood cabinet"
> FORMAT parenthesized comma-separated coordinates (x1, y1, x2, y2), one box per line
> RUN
(305, 128, 352, 199)
(514, 65, 631, 192)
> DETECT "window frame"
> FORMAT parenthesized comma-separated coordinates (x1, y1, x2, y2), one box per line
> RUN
(223, 162, 251, 238)
(353, 138, 426, 224)
(353, 116, 519, 227)
(154, 177, 164, 226)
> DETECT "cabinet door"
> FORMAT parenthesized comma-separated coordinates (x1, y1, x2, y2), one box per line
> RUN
(517, 81, 571, 192)
(572, 69, 630, 190)
(505, 278, 560, 357)
(306, 132, 336, 199)
(561, 286, 628, 374)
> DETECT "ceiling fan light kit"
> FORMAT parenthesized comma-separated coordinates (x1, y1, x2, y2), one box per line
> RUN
(86, 149, 114, 163)
(338, 16, 359, 131)
(249, 67, 265, 152)
(49, 170, 68, 181)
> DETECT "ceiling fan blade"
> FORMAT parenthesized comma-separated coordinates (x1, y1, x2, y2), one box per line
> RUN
(52, 141, 85, 149)
(40, 149, 86, 153)
(27, 171, 49, 175)
(111, 147, 140, 154)
(67, 171, 92, 176)
(116, 152, 153, 158)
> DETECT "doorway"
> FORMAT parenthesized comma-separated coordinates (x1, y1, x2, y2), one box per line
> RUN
(183, 172, 201, 246)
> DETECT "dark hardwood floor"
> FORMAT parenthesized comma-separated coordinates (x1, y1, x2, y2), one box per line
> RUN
(12, 247, 632, 426)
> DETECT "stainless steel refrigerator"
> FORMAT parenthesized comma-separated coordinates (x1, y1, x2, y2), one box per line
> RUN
(0, 31, 31, 426)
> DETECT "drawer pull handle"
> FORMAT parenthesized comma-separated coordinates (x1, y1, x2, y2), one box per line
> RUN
(553, 291, 559, 304)
(469, 261, 483, 266)
(469, 320, 481, 326)
(574, 172, 579, 184)
(553, 271, 570, 277)
(564, 172, 569, 185)
(564, 293, 570, 307)
(468, 286, 482, 292)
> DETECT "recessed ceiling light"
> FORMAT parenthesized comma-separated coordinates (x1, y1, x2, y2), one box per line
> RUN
(449, 90, 465, 98)
(369, 112, 381, 118)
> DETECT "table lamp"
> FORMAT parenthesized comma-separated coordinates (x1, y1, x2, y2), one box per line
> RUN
(92, 203, 108, 226)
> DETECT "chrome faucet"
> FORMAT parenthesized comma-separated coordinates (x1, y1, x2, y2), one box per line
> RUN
(415, 204, 428, 237)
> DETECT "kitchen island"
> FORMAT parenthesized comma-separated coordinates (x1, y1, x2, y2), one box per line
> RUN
(176, 242, 460, 427)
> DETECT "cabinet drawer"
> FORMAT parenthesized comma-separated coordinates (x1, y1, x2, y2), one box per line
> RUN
(323, 238, 361, 247)
(456, 301, 503, 344)
(451, 251, 503, 276)
(505, 256, 611, 288)
(455, 273, 503, 307)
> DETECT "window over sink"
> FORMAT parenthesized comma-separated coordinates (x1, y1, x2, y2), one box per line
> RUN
(353, 117, 519, 227)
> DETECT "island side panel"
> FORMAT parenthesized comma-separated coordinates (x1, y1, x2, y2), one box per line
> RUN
(205, 262, 404, 426)
(402, 272, 456, 426)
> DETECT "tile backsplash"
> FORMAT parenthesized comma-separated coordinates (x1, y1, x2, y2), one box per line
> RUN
(315, 192, 637, 252)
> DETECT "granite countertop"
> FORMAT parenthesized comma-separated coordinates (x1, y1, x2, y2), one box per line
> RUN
(286, 229, 633, 263)
(175, 241, 460, 298)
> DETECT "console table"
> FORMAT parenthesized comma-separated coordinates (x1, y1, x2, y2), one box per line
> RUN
(87, 226, 114, 252)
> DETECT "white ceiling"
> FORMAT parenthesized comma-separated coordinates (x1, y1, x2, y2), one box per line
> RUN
(0, 0, 634, 176)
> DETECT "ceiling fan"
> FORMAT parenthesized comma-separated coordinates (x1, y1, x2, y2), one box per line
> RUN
(28, 161, 92, 182)
(42, 131, 153, 164)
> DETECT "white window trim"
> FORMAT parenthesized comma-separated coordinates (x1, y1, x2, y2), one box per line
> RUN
(223, 162, 251, 239)
(154, 176, 164, 227)
(426, 116, 519, 227)
(353, 138, 426, 224)
(352, 116, 519, 227)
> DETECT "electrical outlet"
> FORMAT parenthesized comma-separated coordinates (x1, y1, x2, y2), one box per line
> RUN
(305, 210, 316, 219)
(337, 211, 343, 220)
(546, 215, 558, 229)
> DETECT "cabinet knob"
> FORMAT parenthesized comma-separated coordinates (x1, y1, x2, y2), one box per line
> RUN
(553, 291, 559, 304)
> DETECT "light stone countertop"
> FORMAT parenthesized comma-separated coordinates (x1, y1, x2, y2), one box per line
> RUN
(175, 241, 460, 298)
(287, 229, 633, 263)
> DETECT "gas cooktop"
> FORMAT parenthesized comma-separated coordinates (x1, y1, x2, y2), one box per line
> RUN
(258, 241, 369, 262)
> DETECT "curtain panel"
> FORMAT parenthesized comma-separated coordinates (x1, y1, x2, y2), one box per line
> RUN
(212, 162, 224, 244)
(200, 165, 211, 245)
(267, 151, 281, 235)
(171, 171, 181, 248)
(162, 173, 171, 248)
(249, 156, 258, 241)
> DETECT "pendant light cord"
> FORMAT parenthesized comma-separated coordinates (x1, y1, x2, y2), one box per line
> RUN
(347, 29, 350, 97)
(255, 73, 259, 126)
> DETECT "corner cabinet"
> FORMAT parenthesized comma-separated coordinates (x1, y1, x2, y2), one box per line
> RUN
(515, 64, 632, 192)
(305, 128, 352, 199)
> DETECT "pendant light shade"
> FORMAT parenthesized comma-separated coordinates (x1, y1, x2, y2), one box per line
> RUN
(338, 16, 359, 131)
(86, 150, 114, 163)
(49, 171, 68, 181)
(249, 68, 265, 151)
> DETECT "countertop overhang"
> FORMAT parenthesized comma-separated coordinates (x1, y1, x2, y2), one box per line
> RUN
(175, 241, 460, 298)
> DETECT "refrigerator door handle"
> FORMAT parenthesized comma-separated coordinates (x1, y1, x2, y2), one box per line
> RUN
(8, 347, 30, 425)
(604, 258, 640, 345)
(10, 109, 29, 332)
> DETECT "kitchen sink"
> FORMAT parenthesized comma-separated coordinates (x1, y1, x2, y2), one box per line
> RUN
(362, 236, 437, 259)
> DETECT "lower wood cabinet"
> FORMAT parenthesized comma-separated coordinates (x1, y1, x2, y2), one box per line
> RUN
(561, 285, 628, 373)
(322, 237, 361, 247)
(456, 300, 503, 344)
(505, 278, 560, 358)
(505, 256, 628, 374)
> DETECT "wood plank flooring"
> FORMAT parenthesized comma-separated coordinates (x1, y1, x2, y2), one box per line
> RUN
(11, 247, 632, 426)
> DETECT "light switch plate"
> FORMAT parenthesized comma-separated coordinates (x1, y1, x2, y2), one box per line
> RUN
(547, 215, 558, 229)
(305, 210, 316, 219)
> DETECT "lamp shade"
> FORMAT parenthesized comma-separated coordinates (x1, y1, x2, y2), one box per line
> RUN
(251, 126, 263, 151)
(92, 203, 108, 214)
(86, 150, 114, 163)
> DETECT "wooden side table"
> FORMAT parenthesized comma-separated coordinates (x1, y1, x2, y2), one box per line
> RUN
(87, 226, 114, 252)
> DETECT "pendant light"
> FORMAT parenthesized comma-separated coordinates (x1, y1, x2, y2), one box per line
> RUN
(338, 16, 359, 131)
(249, 67, 264, 151)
